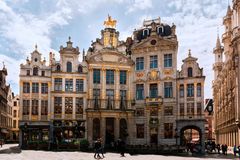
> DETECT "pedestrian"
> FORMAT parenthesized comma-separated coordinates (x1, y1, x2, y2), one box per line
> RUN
(234, 145, 237, 156)
(0, 139, 2, 148)
(225, 144, 228, 155)
(94, 139, 101, 159)
(99, 138, 105, 158)
(217, 144, 220, 154)
(221, 144, 225, 155)
(119, 139, 126, 157)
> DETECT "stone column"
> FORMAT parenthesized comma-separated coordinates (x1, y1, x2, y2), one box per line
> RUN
(194, 82, 197, 116)
(48, 82, 51, 121)
(127, 70, 131, 109)
(115, 69, 120, 109)
(101, 68, 106, 108)
(73, 97, 76, 119)
(88, 117, 93, 146)
(100, 117, 106, 143)
(62, 96, 65, 119)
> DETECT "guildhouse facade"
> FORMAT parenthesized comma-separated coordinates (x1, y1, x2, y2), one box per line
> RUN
(213, 1, 240, 147)
(19, 16, 205, 151)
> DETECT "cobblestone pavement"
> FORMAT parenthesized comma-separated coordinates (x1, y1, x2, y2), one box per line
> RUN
(0, 144, 239, 160)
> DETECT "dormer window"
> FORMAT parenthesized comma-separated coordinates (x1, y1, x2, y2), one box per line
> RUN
(34, 58, 38, 62)
(157, 26, 164, 35)
(143, 29, 149, 37)
(56, 65, 61, 72)
(33, 67, 38, 76)
(187, 67, 193, 77)
(26, 70, 30, 76)
(42, 71, 45, 76)
(67, 62, 72, 72)
(78, 65, 83, 73)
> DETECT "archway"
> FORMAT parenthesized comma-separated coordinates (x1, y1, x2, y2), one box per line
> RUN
(180, 125, 202, 153)
(93, 118, 100, 141)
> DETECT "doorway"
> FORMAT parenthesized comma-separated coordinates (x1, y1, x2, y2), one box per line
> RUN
(105, 118, 115, 146)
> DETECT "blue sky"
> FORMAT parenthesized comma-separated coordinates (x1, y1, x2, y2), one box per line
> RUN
(0, 0, 228, 98)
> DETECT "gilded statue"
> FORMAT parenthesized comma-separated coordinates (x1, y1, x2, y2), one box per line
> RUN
(104, 15, 117, 28)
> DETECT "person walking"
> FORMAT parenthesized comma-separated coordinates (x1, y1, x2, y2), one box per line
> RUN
(99, 138, 105, 158)
(221, 144, 225, 155)
(225, 144, 228, 155)
(119, 139, 126, 157)
(217, 144, 221, 154)
(94, 139, 101, 159)
(234, 145, 237, 156)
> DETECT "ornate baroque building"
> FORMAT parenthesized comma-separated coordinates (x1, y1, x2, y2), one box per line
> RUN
(213, 1, 240, 146)
(19, 16, 205, 152)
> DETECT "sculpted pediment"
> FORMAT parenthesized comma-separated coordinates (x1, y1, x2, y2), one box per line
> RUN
(88, 50, 133, 64)
(132, 37, 177, 50)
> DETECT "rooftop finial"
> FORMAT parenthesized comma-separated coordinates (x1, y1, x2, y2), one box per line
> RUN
(216, 34, 221, 49)
(188, 49, 191, 57)
(104, 14, 117, 28)
(35, 44, 38, 50)
(68, 36, 71, 42)
(2, 61, 5, 69)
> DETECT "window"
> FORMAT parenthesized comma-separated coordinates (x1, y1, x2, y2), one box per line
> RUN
(136, 84, 144, 100)
(32, 99, 38, 115)
(164, 106, 173, 116)
(23, 82, 30, 93)
(120, 90, 127, 109)
(197, 103, 202, 115)
(54, 97, 62, 114)
(136, 109, 144, 116)
(78, 65, 83, 73)
(14, 101, 17, 106)
(67, 62, 72, 72)
(188, 67, 193, 77)
(136, 124, 144, 138)
(93, 89, 100, 97)
(76, 98, 83, 114)
(23, 100, 30, 115)
(136, 57, 144, 70)
(32, 83, 39, 93)
(13, 120, 16, 128)
(41, 100, 48, 115)
(187, 103, 194, 116)
(164, 123, 173, 138)
(41, 83, 48, 94)
(106, 70, 114, 84)
(180, 103, 184, 116)
(13, 110, 17, 117)
(164, 82, 173, 98)
(65, 79, 73, 92)
(93, 69, 100, 84)
(106, 89, 114, 109)
(56, 65, 61, 71)
(120, 70, 127, 84)
(41, 71, 44, 77)
(54, 78, 62, 91)
(65, 97, 73, 114)
(164, 54, 172, 67)
(150, 55, 158, 68)
(187, 84, 194, 97)
(180, 84, 184, 97)
(197, 83, 201, 97)
(150, 83, 158, 98)
(33, 67, 38, 76)
(150, 107, 158, 116)
(76, 79, 84, 92)
(26, 70, 30, 76)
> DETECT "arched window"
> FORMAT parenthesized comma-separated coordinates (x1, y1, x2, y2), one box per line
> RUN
(56, 65, 61, 72)
(187, 67, 193, 77)
(66, 62, 72, 72)
(33, 67, 38, 76)
(78, 65, 83, 73)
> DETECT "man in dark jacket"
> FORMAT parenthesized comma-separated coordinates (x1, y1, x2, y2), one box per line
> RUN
(94, 139, 101, 159)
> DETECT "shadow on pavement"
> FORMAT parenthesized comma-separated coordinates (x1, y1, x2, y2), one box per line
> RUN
(0, 146, 21, 154)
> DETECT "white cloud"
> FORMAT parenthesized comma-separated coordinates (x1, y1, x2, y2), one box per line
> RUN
(126, 0, 153, 14)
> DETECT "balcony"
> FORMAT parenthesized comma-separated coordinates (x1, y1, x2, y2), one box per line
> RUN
(87, 98, 132, 111)
(145, 96, 163, 104)
(177, 114, 205, 121)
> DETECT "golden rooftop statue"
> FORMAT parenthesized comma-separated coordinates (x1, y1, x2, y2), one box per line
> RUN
(104, 14, 117, 28)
